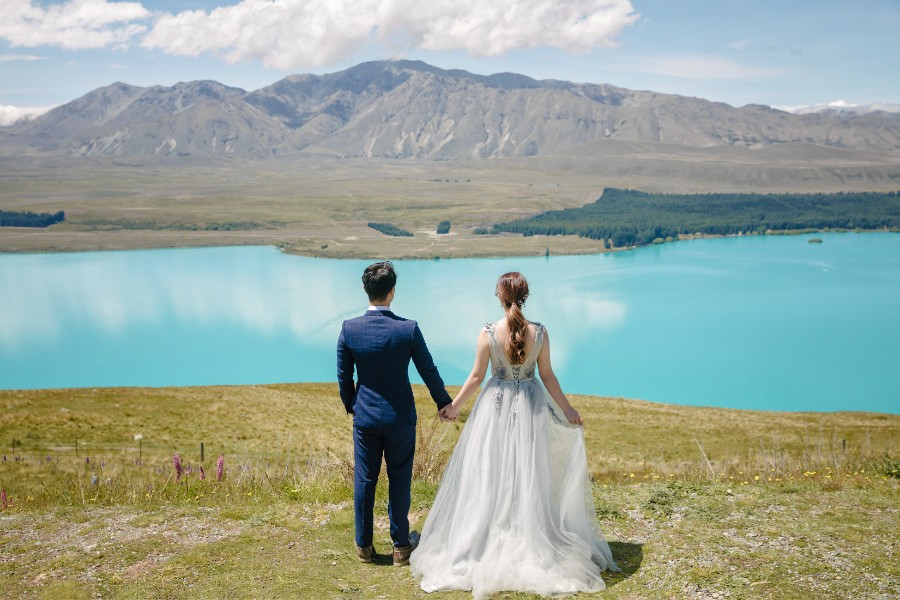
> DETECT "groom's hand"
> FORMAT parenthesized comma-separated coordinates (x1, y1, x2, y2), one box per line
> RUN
(439, 403, 460, 422)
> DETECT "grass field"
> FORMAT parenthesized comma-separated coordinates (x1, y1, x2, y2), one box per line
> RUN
(1, 383, 897, 598)
(2, 149, 899, 258)
(0, 156, 607, 258)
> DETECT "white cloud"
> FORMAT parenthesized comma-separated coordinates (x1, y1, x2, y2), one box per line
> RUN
(0, 0, 150, 50)
(632, 54, 785, 80)
(0, 53, 46, 62)
(776, 99, 856, 113)
(774, 100, 900, 115)
(141, 0, 638, 69)
(386, 0, 639, 56)
(0, 1, 638, 69)
(141, 0, 377, 69)
(0, 104, 55, 126)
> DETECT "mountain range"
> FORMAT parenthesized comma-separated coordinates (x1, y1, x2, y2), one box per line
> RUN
(2, 60, 900, 161)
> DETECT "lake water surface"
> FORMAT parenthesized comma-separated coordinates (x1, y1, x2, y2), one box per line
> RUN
(1, 233, 898, 413)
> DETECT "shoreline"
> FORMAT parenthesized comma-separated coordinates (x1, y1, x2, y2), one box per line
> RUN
(0, 226, 896, 260)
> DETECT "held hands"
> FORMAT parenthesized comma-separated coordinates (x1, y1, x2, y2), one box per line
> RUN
(439, 402, 461, 422)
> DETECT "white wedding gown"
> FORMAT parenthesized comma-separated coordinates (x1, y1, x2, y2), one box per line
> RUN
(410, 322, 619, 598)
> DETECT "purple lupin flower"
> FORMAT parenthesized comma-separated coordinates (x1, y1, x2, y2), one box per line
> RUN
(216, 455, 224, 482)
(173, 453, 183, 482)
(1, 489, 7, 510)
(199, 466, 206, 481)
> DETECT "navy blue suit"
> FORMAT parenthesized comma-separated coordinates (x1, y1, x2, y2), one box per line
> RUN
(337, 309, 452, 548)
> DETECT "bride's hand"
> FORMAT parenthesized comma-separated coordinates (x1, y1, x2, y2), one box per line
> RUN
(439, 403, 461, 422)
(564, 407, 583, 426)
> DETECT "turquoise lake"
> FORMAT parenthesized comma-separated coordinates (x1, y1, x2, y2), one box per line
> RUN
(1, 233, 898, 414)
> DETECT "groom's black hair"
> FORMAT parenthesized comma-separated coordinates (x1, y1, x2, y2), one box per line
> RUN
(363, 261, 396, 301)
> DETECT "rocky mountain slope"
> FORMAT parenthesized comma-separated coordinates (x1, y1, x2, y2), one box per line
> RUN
(3, 60, 900, 160)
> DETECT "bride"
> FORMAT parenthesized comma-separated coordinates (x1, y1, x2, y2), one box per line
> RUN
(410, 272, 620, 598)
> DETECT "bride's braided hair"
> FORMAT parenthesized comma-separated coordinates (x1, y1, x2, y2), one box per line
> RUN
(496, 272, 530, 365)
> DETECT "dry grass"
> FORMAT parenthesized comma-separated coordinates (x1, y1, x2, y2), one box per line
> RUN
(1, 383, 897, 508)
(573, 394, 899, 485)
(0, 156, 602, 258)
(1, 383, 898, 599)
(3, 152, 900, 257)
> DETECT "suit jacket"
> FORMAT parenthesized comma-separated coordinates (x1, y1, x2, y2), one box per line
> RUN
(337, 309, 452, 428)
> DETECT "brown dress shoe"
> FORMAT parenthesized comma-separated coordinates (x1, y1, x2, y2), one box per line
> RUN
(356, 545, 374, 563)
(393, 544, 413, 566)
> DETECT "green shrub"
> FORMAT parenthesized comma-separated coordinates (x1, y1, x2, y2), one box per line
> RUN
(368, 222, 412, 237)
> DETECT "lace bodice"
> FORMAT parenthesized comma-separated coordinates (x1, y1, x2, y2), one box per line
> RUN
(411, 319, 618, 598)
(484, 321, 545, 382)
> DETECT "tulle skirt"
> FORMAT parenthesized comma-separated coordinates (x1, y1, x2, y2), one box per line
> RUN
(410, 376, 619, 599)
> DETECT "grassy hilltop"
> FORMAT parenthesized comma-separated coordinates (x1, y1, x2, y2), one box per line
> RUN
(1, 383, 897, 599)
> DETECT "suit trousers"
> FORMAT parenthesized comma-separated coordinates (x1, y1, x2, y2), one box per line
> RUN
(353, 423, 416, 548)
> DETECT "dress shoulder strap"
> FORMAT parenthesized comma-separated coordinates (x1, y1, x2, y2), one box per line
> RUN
(484, 322, 508, 366)
(530, 322, 545, 344)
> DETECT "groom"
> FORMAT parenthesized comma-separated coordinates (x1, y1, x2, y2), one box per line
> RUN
(337, 261, 453, 566)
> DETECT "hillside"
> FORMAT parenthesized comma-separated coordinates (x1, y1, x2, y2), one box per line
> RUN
(3, 60, 900, 160)
(1, 383, 897, 598)
(2, 59, 900, 258)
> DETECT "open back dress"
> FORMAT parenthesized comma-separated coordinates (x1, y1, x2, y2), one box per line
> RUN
(410, 321, 619, 599)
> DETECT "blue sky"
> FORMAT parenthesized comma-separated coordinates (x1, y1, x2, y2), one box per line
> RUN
(1, 0, 899, 124)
